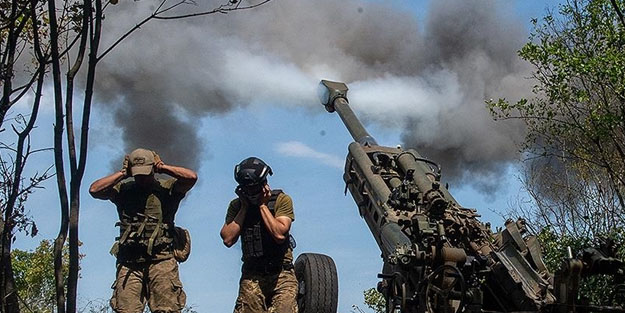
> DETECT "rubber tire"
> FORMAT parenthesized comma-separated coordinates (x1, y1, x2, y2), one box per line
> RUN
(295, 253, 339, 313)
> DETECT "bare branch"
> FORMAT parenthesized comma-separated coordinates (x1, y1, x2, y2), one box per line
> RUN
(97, 13, 154, 61)
(154, 0, 272, 20)
(610, 0, 625, 27)
(156, 0, 193, 16)
(98, 0, 272, 60)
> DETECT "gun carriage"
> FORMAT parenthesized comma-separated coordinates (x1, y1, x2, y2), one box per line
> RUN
(318, 80, 625, 313)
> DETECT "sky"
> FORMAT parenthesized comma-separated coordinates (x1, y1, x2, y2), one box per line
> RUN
(6, 0, 564, 312)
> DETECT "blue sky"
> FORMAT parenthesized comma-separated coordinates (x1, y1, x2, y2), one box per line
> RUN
(8, 0, 564, 312)
(20, 99, 524, 312)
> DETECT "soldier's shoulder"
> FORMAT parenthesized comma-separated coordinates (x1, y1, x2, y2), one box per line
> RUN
(272, 188, 287, 196)
(158, 178, 177, 190)
(276, 191, 292, 205)
(228, 198, 241, 209)
(117, 179, 135, 192)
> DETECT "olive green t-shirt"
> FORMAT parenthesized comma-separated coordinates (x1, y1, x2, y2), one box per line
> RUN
(225, 192, 295, 263)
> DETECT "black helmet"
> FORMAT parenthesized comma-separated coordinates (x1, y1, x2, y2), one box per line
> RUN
(234, 157, 273, 186)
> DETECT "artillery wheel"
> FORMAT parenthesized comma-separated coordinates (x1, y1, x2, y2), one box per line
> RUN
(425, 265, 466, 313)
(295, 253, 339, 313)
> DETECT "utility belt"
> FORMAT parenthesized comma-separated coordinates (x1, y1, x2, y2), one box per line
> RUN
(242, 261, 294, 274)
(115, 242, 173, 264)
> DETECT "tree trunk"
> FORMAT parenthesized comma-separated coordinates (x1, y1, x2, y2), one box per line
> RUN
(0, 226, 20, 313)
(47, 0, 69, 311)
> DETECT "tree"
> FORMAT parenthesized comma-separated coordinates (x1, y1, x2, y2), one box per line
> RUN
(12, 240, 69, 313)
(537, 226, 625, 306)
(488, 0, 625, 306)
(11, 240, 200, 313)
(43, 0, 272, 311)
(488, 0, 625, 238)
(363, 288, 385, 313)
(1, 0, 273, 312)
(1, 1, 54, 311)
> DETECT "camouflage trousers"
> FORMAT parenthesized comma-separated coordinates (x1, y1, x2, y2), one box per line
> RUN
(110, 257, 186, 313)
(234, 268, 298, 313)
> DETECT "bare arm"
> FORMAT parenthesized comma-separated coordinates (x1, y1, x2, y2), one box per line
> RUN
(258, 185, 292, 243)
(90, 155, 129, 200)
(89, 171, 125, 200)
(155, 161, 197, 194)
(259, 205, 292, 243)
(220, 204, 247, 247)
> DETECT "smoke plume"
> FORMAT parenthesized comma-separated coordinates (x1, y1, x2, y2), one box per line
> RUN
(96, 0, 532, 191)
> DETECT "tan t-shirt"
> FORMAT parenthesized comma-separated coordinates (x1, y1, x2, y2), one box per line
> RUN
(225, 192, 295, 263)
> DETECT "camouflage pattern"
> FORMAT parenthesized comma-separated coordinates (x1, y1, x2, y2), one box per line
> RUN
(110, 258, 186, 313)
(234, 268, 298, 313)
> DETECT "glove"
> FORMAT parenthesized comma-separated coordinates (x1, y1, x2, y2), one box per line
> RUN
(120, 155, 130, 177)
(152, 151, 164, 172)
(235, 186, 250, 210)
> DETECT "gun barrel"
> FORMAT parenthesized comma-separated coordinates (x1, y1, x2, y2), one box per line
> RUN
(318, 79, 377, 146)
(333, 97, 378, 146)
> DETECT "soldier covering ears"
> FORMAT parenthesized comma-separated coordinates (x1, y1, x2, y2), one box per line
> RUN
(90, 148, 197, 313)
(220, 157, 298, 313)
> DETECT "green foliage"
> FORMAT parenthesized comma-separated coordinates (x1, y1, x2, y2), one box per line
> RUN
(12, 241, 198, 313)
(537, 226, 589, 272)
(537, 227, 625, 305)
(363, 288, 385, 313)
(488, 0, 625, 237)
(12, 240, 69, 313)
(489, 0, 625, 153)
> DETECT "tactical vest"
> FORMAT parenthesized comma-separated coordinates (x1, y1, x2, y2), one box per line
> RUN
(113, 180, 178, 263)
(241, 190, 290, 265)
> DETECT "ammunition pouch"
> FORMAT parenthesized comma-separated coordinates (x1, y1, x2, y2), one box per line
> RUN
(172, 226, 191, 263)
(242, 223, 265, 259)
(114, 216, 174, 261)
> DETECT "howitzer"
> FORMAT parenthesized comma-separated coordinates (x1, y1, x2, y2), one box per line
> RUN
(318, 80, 625, 313)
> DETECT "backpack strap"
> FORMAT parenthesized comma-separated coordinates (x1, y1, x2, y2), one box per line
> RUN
(146, 213, 163, 256)
(267, 189, 283, 213)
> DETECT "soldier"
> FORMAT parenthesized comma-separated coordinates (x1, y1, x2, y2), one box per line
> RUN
(89, 148, 197, 313)
(220, 157, 298, 313)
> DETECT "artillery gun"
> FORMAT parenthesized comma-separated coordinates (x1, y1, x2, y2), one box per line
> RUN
(318, 80, 625, 313)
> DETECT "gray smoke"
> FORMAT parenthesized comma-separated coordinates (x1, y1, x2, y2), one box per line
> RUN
(398, 0, 531, 191)
(96, 0, 531, 190)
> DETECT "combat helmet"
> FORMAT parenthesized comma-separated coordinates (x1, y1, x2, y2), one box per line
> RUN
(234, 157, 273, 187)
